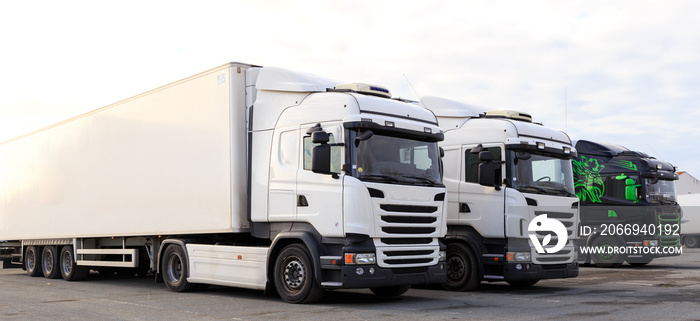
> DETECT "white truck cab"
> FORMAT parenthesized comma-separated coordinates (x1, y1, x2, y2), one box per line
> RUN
(422, 96, 579, 290)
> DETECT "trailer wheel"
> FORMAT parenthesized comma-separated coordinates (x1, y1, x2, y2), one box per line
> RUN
(41, 246, 61, 279)
(161, 245, 198, 292)
(25, 246, 42, 277)
(683, 236, 698, 248)
(273, 244, 325, 303)
(60, 246, 89, 281)
(442, 243, 480, 291)
(370, 285, 411, 297)
(590, 236, 623, 268)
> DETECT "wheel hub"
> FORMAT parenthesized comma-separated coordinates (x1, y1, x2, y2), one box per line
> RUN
(284, 259, 305, 289)
(447, 256, 466, 280)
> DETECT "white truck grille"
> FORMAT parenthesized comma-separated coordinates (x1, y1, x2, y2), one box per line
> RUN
(531, 211, 576, 265)
(374, 202, 442, 268)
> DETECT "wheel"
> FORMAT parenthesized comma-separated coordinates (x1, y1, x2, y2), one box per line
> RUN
(370, 285, 411, 297)
(273, 244, 325, 303)
(507, 279, 539, 288)
(60, 246, 89, 281)
(25, 246, 42, 277)
(683, 236, 698, 248)
(441, 243, 480, 291)
(161, 244, 198, 292)
(590, 236, 623, 268)
(41, 246, 61, 279)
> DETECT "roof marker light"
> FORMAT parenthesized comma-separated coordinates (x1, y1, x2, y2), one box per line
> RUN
(537, 142, 545, 150)
(385, 121, 395, 128)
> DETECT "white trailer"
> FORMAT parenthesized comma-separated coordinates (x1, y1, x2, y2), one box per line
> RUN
(421, 96, 579, 290)
(679, 194, 700, 247)
(0, 62, 447, 303)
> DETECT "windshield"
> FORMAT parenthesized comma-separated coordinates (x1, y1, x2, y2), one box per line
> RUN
(510, 151, 575, 196)
(645, 178, 677, 204)
(353, 131, 442, 186)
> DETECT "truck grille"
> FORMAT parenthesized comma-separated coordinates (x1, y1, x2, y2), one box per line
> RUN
(531, 210, 576, 265)
(374, 198, 443, 268)
(656, 207, 681, 247)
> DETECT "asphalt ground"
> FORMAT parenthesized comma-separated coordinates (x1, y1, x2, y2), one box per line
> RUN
(1, 248, 699, 320)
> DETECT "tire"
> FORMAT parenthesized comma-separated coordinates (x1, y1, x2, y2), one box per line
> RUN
(441, 243, 480, 291)
(273, 244, 325, 304)
(370, 285, 411, 297)
(507, 279, 539, 288)
(683, 236, 698, 248)
(60, 246, 89, 281)
(25, 246, 42, 277)
(41, 246, 62, 279)
(590, 236, 623, 268)
(161, 244, 198, 292)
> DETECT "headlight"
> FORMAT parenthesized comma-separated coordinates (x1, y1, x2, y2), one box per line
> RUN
(645, 240, 659, 247)
(507, 252, 531, 262)
(345, 253, 376, 265)
(438, 251, 446, 262)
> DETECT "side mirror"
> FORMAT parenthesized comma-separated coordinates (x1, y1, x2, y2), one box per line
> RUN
(625, 178, 641, 202)
(478, 162, 496, 187)
(439, 147, 445, 158)
(311, 144, 331, 174)
(477, 150, 500, 189)
(312, 131, 330, 144)
(478, 151, 494, 162)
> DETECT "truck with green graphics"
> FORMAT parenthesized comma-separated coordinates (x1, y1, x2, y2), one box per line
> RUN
(573, 140, 681, 267)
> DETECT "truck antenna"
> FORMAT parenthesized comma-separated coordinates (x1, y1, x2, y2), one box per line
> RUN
(645, 143, 666, 162)
(403, 74, 422, 101)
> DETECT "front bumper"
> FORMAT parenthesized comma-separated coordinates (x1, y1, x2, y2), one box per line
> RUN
(328, 262, 447, 289)
(503, 261, 579, 282)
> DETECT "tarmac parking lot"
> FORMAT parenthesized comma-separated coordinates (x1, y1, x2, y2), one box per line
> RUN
(1, 248, 699, 320)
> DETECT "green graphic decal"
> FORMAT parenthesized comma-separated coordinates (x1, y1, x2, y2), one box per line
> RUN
(573, 155, 605, 203)
(611, 160, 637, 171)
(608, 210, 618, 218)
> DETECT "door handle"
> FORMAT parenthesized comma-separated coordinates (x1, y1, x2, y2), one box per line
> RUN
(459, 203, 471, 213)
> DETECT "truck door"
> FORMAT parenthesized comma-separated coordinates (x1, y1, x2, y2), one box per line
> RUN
(268, 126, 299, 221)
(296, 122, 344, 237)
(459, 143, 506, 238)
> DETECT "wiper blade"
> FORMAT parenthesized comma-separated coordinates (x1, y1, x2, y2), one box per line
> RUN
(521, 184, 574, 197)
(519, 185, 548, 194)
(359, 174, 399, 183)
(403, 175, 440, 186)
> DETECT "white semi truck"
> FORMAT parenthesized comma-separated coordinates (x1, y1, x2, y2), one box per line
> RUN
(0, 62, 448, 303)
(421, 96, 579, 290)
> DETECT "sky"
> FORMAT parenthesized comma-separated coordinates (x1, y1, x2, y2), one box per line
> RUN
(1, 1, 699, 177)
